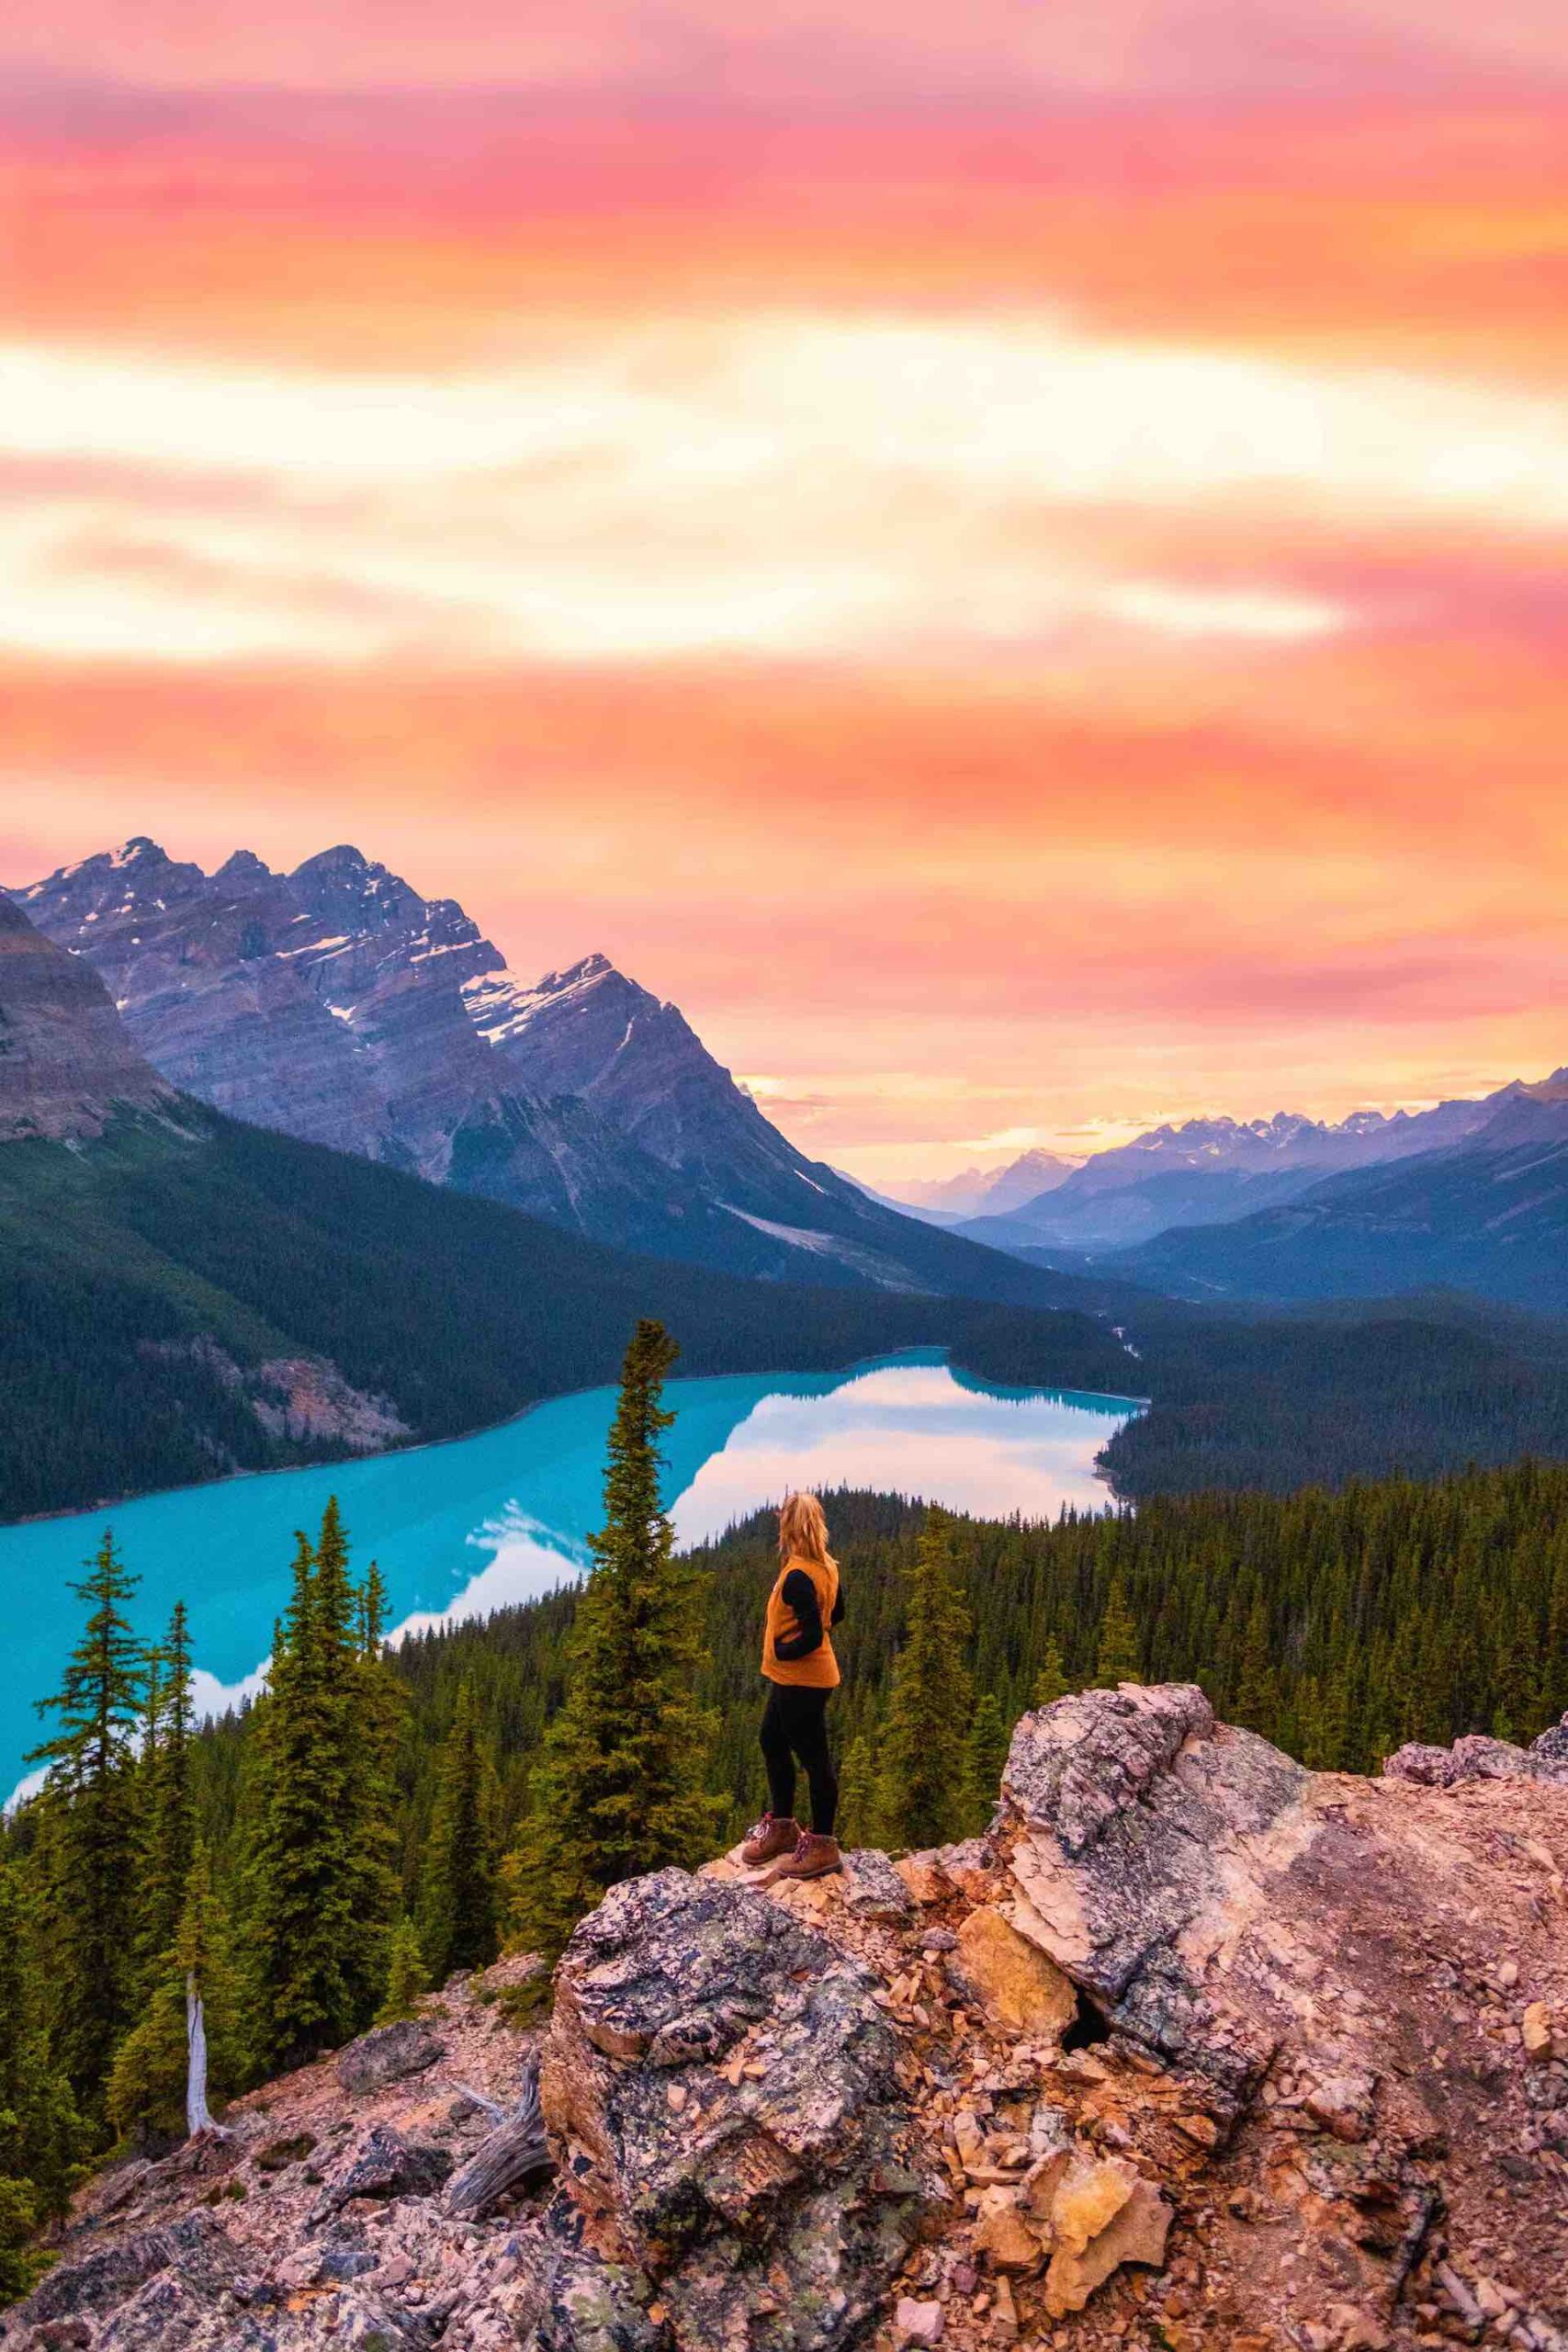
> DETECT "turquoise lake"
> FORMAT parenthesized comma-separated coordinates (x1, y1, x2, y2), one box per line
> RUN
(0, 1351, 1141, 1799)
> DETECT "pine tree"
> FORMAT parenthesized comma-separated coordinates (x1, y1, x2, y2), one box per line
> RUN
(27, 1530, 147, 2106)
(376, 1918, 430, 2026)
(505, 1323, 719, 1960)
(420, 1678, 497, 1981)
(1093, 1577, 1142, 1688)
(107, 1844, 241, 2146)
(344, 1531, 403, 2019)
(835, 1731, 880, 1849)
(1233, 1595, 1278, 1736)
(1304, 1667, 1352, 1772)
(135, 1600, 197, 1994)
(877, 1508, 974, 1850)
(1032, 1636, 1071, 1709)
(0, 2180, 45, 2309)
(0, 1860, 83, 2233)
(1547, 1538, 1568, 1721)
(964, 1691, 1010, 1830)
(242, 1525, 360, 2072)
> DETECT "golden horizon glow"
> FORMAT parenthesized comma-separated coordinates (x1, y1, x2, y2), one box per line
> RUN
(3, 7, 1566, 1178)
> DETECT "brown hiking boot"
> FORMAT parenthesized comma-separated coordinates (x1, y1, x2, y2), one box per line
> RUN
(739, 1811, 800, 1869)
(763, 1831, 842, 1884)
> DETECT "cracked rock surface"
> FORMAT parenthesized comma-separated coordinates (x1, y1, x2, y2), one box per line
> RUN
(6, 1692, 1566, 2352)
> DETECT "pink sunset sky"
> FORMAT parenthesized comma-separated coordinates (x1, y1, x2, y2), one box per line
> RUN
(3, 2, 1566, 1181)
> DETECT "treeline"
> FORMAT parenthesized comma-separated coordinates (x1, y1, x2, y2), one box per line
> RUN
(1100, 1294, 1568, 1496)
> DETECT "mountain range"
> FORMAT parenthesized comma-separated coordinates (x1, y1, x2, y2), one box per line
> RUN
(0, 892, 1131, 1519)
(7, 885, 1568, 1517)
(1118, 1076, 1568, 1313)
(8, 840, 1057, 1305)
(953, 1098, 1526, 1253)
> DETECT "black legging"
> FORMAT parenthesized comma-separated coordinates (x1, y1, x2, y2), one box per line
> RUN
(760, 1683, 839, 1836)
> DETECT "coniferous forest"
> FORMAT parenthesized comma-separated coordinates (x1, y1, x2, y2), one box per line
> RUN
(4, 1317, 1567, 2299)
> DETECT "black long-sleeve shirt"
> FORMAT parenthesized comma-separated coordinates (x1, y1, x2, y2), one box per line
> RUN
(772, 1569, 846, 1662)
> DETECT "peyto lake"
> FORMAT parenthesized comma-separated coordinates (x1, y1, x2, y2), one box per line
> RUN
(0, 1351, 1141, 1798)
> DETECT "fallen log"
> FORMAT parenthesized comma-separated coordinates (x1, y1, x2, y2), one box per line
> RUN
(444, 2059, 554, 2219)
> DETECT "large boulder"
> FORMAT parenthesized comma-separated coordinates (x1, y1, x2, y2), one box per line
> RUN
(334, 2018, 444, 2097)
(1000, 1683, 1309, 2106)
(540, 1869, 928, 2351)
(307, 2123, 454, 2223)
(994, 1685, 1568, 2339)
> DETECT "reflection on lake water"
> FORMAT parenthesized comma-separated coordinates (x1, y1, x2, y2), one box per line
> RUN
(0, 1351, 1141, 1797)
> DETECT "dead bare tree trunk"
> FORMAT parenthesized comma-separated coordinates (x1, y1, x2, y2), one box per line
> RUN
(185, 1973, 228, 2140)
(445, 2057, 553, 2219)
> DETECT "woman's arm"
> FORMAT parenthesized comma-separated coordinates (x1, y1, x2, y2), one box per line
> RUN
(772, 1568, 825, 1660)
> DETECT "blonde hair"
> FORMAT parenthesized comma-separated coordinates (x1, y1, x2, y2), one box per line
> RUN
(778, 1491, 835, 1568)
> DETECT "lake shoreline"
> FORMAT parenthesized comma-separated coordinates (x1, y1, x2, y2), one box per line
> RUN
(6, 1343, 1148, 1534)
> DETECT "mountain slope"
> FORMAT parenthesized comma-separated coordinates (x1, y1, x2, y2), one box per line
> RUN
(0, 1108, 1144, 1524)
(9, 840, 1066, 1303)
(877, 1147, 1077, 1222)
(0, 890, 174, 1142)
(1119, 1080, 1568, 1312)
(0, 890, 1117, 1516)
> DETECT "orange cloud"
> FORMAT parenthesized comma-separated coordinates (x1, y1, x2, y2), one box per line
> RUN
(2, 37, 1565, 1170)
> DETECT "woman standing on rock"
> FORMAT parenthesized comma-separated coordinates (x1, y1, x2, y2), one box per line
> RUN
(740, 1491, 844, 1882)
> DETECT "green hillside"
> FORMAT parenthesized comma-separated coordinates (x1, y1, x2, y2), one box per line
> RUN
(0, 1106, 1134, 1521)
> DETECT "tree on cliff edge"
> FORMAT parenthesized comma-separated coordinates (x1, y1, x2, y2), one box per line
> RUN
(506, 1321, 717, 1960)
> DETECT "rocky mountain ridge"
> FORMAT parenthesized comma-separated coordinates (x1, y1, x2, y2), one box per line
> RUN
(8, 1685, 1566, 2352)
(956, 1089, 1555, 1258)
(0, 893, 174, 1145)
(6, 842, 1064, 1303)
(1118, 1085, 1568, 1315)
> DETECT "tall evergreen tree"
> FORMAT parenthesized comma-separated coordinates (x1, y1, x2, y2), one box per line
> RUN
(376, 1917, 430, 2027)
(1547, 1537, 1568, 1719)
(1032, 1635, 1071, 1709)
(135, 1600, 197, 1993)
(0, 1860, 83, 2237)
(835, 1731, 879, 1849)
(877, 1507, 974, 1850)
(1093, 1576, 1142, 1687)
(420, 1678, 497, 1980)
(242, 1523, 362, 2072)
(27, 1531, 147, 2106)
(505, 1322, 718, 1960)
(1233, 1595, 1278, 1734)
(964, 1690, 1010, 1830)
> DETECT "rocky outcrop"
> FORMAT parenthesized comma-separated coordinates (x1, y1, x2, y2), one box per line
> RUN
(0, 894, 173, 1144)
(7, 1693, 1566, 2352)
(1383, 1717, 1568, 1789)
(538, 1869, 927, 2350)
